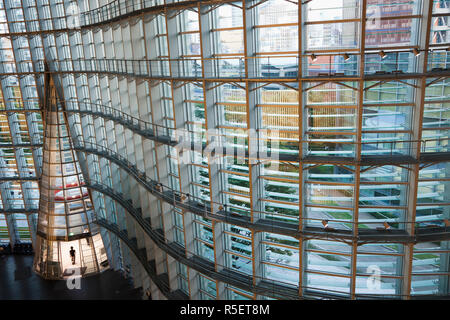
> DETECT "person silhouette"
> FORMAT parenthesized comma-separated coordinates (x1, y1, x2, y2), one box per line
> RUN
(69, 246, 76, 265)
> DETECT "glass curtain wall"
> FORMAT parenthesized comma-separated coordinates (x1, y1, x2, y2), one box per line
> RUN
(0, 0, 448, 299)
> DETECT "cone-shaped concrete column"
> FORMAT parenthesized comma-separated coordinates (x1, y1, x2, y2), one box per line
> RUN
(33, 66, 108, 279)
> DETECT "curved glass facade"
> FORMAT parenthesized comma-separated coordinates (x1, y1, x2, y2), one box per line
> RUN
(0, 0, 449, 299)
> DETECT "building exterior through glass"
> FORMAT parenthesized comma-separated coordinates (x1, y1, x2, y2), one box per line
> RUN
(0, 0, 449, 299)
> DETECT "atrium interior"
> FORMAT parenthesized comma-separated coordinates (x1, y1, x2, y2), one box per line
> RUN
(0, 0, 449, 300)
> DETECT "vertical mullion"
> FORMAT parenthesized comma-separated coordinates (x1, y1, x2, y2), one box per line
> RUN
(350, 0, 367, 300)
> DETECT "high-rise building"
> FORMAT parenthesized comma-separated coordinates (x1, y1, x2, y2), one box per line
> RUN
(0, 0, 449, 300)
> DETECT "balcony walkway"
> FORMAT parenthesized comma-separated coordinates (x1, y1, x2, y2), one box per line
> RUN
(73, 141, 450, 244)
(60, 102, 450, 165)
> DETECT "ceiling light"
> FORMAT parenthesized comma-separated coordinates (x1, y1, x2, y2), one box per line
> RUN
(311, 54, 318, 62)
(413, 48, 421, 56)
(343, 53, 351, 61)
(379, 50, 387, 59)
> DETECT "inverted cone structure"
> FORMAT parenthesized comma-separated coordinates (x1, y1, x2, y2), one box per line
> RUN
(33, 67, 108, 279)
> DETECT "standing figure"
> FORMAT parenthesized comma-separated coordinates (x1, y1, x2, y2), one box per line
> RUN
(70, 246, 76, 265)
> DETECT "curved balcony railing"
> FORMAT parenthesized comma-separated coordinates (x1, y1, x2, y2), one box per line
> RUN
(5, 56, 448, 81)
(72, 140, 450, 243)
(96, 217, 188, 300)
(53, 99, 450, 165)
(90, 182, 300, 300)
(64, 100, 177, 146)
(48, 57, 299, 80)
(0, 0, 448, 77)
(0, 208, 39, 215)
(91, 180, 432, 300)
(306, 137, 450, 164)
(51, 57, 450, 80)
(0, 142, 42, 148)
(1, 0, 448, 76)
(8, 98, 447, 165)
(0, 176, 38, 181)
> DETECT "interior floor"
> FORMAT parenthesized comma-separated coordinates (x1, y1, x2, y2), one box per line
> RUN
(0, 255, 142, 300)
